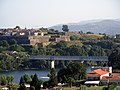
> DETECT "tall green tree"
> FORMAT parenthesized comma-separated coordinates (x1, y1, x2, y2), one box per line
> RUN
(30, 74, 41, 90)
(7, 75, 14, 85)
(47, 68, 58, 87)
(19, 76, 25, 85)
(0, 75, 7, 85)
(57, 62, 86, 84)
(62, 25, 69, 32)
(108, 48, 120, 69)
(23, 74, 31, 83)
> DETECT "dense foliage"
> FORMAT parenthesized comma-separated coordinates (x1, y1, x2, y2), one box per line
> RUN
(19, 62, 86, 89)
(0, 75, 17, 90)
(57, 62, 86, 87)
(43, 68, 58, 88)
(0, 33, 120, 70)
(18, 73, 43, 90)
(108, 48, 120, 69)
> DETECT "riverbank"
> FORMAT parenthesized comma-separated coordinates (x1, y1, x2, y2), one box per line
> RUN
(0, 69, 49, 84)
(0, 67, 91, 84)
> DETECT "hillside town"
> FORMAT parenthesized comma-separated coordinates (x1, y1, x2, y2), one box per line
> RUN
(0, 26, 120, 47)
(0, 26, 120, 90)
(0, 26, 71, 46)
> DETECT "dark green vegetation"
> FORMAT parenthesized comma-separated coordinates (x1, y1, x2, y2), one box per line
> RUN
(62, 25, 69, 32)
(18, 73, 44, 90)
(108, 48, 120, 70)
(18, 62, 86, 90)
(43, 68, 58, 88)
(0, 75, 18, 90)
(102, 83, 117, 90)
(0, 32, 120, 71)
(57, 62, 86, 87)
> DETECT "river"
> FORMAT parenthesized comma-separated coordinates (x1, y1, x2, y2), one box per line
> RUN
(0, 67, 91, 84)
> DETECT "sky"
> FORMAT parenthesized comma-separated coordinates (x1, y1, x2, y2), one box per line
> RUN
(0, 0, 120, 28)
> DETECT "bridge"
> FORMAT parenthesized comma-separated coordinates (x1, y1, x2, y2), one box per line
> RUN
(29, 55, 108, 61)
(29, 55, 108, 68)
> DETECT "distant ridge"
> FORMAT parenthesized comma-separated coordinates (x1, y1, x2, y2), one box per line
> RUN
(49, 19, 120, 34)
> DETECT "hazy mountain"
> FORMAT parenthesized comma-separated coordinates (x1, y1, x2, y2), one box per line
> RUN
(49, 19, 120, 34)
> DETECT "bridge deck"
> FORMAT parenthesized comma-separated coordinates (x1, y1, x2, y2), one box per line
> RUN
(29, 56, 108, 61)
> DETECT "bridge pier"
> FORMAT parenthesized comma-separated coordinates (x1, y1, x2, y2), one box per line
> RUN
(51, 60, 55, 69)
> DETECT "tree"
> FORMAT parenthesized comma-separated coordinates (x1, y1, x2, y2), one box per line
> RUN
(7, 75, 14, 85)
(31, 46, 39, 55)
(67, 62, 86, 80)
(19, 76, 25, 85)
(108, 48, 120, 69)
(0, 75, 7, 85)
(10, 76, 14, 84)
(14, 52, 28, 70)
(86, 31, 94, 34)
(57, 62, 86, 84)
(7, 76, 11, 85)
(0, 53, 15, 71)
(62, 25, 69, 32)
(30, 74, 41, 90)
(67, 77, 74, 88)
(67, 45, 87, 56)
(46, 47, 55, 55)
(38, 47, 46, 55)
(47, 68, 58, 87)
(14, 26, 21, 30)
(57, 68, 68, 83)
(55, 41, 67, 48)
(19, 77, 26, 90)
(79, 31, 83, 34)
(23, 74, 30, 83)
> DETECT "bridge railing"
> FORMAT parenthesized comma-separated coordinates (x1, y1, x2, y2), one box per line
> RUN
(29, 56, 108, 61)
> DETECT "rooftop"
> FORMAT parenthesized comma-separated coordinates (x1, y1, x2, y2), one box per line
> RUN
(87, 69, 109, 77)
(0, 86, 8, 89)
(102, 73, 120, 80)
(93, 69, 108, 75)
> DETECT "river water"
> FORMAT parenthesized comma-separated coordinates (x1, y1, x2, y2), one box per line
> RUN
(0, 67, 91, 84)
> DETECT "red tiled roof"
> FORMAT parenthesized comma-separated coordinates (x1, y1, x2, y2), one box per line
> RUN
(0, 86, 7, 88)
(93, 69, 108, 75)
(87, 69, 109, 77)
(102, 73, 120, 80)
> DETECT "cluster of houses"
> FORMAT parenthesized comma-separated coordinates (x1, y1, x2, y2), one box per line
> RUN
(85, 66, 120, 86)
(0, 26, 120, 47)
(0, 26, 72, 46)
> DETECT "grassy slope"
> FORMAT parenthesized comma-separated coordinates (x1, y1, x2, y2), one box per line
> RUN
(60, 86, 105, 90)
